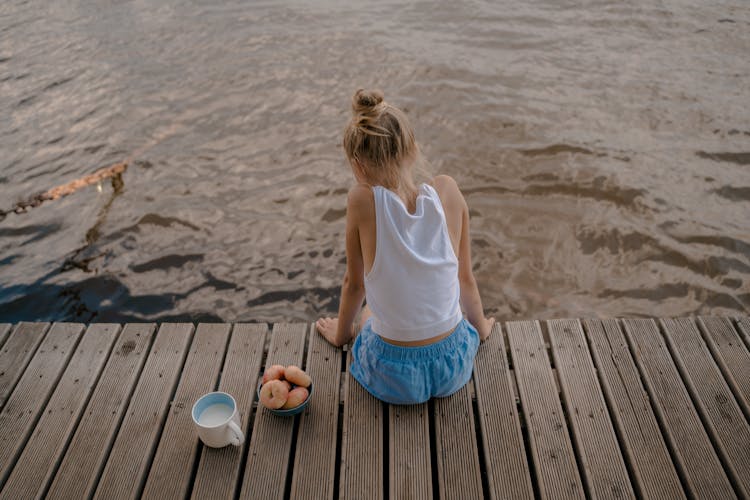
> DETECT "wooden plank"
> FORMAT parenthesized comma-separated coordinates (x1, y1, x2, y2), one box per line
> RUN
(697, 317, 750, 422)
(473, 322, 533, 500)
(389, 402, 431, 500)
(47, 323, 156, 500)
(582, 319, 684, 499)
(0, 323, 84, 489)
(433, 383, 483, 499)
(660, 317, 750, 498)
(191, 323, 268, 500)
(506, 320, 584, 500)
(621, 318, 735, 499)
(290, 324, 343, 499)
(93, 323, 194, 500)
(339, 349, 384, 500)
(1, 324, 121, 499)
(0, 322, 49, 411)
(239, 323, 307, 500)
(736, 317, 750, 348)
(547, 319, 635, 499)
(0, 324, 10, 349)
(141, 323, 232, 499)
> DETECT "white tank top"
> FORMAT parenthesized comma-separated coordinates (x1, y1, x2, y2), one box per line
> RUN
(365, 183, 463, 342)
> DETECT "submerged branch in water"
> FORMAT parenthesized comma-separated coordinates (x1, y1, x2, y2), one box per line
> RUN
(0, 162, 128, 220)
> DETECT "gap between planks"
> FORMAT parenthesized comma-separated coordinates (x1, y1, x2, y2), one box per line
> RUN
(3, 317, 747, 500)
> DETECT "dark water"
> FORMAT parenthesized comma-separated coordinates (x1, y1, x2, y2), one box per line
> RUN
(1, 0, 749, 323)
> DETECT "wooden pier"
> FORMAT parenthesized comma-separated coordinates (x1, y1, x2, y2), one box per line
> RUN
(0, 317, 748, 499)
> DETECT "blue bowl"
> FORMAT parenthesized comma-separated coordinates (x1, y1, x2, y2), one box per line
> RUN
(257, 381, 313, 416)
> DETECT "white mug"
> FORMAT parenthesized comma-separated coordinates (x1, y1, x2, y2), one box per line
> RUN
(191, 392, 245, 448)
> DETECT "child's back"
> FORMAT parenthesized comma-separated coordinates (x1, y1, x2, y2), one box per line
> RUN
(354, 180, 461, 342)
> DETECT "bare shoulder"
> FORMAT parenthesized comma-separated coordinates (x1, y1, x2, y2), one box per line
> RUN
(432, 174, 458, 193)
(347, 183, 373, 204)
(431, 175, 467, 211)
(346, 183, 375, 218)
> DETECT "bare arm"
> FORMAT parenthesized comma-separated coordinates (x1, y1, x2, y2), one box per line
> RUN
(453, 182, 495, 341)
(316, 186, 368, 347)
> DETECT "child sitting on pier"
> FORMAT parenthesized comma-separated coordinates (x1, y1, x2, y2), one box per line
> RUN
(316, 89, 495, 405)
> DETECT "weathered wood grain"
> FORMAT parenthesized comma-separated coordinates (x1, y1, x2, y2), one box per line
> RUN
(340, 349, 384, 500)
(47, 323, 156, 500)
(582, 319, 684, 499)
(93, 323, 194, 500)
(388, 403, 431, 500)
(239, 323, 307, 500)
(191, 323, 268, 500)
(698, 317, 750, 422)
(290, 324, 343, 499)
(621, 318, 735, 499)
(0, 325, 10, 350)
(2, 316, 748, 500)
(736, 317, 750, 347)
(141, 323, 232, 500)
(0, 322, 49, 411)
(434, 382, 483, 499)
(660, 317, 750, 498)
(0, 323, 84, 489)
(473, 322, 533, 500)
(547, 319, 635, 499)
(506, 320, 584, 500)
(0, 324, 120, 499)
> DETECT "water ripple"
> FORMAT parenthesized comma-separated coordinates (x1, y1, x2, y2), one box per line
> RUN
(0, 0, 748, 322)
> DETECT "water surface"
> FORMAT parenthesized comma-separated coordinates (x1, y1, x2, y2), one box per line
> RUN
(1, 0, 749, 322)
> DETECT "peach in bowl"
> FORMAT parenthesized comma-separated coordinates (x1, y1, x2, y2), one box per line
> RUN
(257, 365, 313, 416)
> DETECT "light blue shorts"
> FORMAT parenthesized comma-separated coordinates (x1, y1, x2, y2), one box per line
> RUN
(350, 318, 480, 405)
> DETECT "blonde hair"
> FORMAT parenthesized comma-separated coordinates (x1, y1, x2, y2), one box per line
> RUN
(343, 89, 429, 206)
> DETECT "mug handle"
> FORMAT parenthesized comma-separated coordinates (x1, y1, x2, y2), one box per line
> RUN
(228, 421, 245, 446)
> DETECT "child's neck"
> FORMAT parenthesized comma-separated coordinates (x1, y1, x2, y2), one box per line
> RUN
(385, 179, 419, 214)
(360, 170, 419, 212)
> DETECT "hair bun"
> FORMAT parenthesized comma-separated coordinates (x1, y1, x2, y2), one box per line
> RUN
(352, 88, 385, 115)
